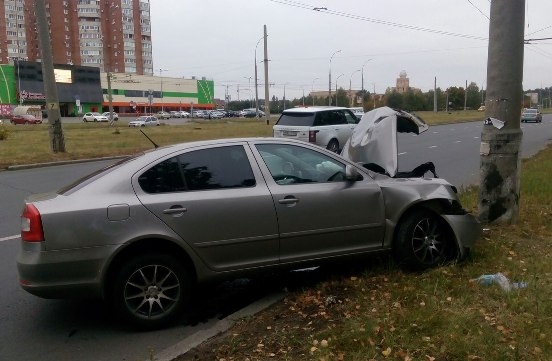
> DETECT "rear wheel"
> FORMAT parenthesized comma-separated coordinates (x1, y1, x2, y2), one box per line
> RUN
(326, 139, 339, 153)
(112, 253, 191, 330)
(394, 210, 453, 270)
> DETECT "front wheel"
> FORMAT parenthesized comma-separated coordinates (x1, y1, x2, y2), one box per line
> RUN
(394, 210, 453, 270)
(111, 253, 191, 330)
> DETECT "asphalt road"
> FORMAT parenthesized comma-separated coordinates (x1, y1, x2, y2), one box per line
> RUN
(0, 116, 551, 360)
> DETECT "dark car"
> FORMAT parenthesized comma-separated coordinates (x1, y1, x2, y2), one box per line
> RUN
(11, 114, 42, 125)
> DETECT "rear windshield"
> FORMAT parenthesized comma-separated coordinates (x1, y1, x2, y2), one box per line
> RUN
(276, 112, 315, 126)
(524, 109, 537, 113)
(57, 155, 139, 195)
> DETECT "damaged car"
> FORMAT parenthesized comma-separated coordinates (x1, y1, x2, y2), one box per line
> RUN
(17, 115, 480, 329)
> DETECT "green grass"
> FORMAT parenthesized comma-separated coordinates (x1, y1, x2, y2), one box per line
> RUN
(0, 119, 274, 169)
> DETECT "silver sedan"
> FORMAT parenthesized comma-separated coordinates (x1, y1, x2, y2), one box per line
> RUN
(17, 138, 480, 329)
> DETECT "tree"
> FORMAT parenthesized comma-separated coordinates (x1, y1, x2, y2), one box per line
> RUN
(446, 86, 465, 110)
(466, 82, 481, 109)
(386, 91, 403, 109)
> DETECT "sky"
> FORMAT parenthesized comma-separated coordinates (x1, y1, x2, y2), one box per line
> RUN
(149, 0, 552, 101)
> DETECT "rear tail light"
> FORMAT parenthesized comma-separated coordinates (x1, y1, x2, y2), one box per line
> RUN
(309, 130, 318, 143)
(21, 204, 44, 242)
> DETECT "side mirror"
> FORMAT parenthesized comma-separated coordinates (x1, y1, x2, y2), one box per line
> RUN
(345, 165, 361, 181)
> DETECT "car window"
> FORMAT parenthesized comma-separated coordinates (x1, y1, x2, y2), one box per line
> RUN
(138, 145, 256, 193)
(276, 112, 315, 126)
(343, 110, 359, 124)
(256, 143, 351, 185)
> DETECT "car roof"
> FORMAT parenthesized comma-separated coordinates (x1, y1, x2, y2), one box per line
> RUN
(282, 106, 348, 114)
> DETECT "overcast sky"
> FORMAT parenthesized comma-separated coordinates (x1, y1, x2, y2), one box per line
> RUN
(149, 0, 552, 101)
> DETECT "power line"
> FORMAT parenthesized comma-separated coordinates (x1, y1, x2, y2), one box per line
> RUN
(268, 0, 487, 41)
(466, 0, 490, 20)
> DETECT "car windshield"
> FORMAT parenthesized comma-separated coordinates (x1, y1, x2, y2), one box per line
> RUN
(524, 109, 537, 114)
(276, 112, 316, 126)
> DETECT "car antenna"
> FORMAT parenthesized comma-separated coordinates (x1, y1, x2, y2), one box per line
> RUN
(140, 129, 159, 148)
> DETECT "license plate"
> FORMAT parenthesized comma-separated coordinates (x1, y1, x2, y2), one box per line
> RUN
(282, 131, 297, 136)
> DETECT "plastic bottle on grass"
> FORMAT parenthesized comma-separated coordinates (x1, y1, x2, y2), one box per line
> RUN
(472, 272, 514, 291)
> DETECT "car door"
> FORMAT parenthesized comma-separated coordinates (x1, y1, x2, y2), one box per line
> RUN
(252, 142, 386, 263)
(134, 144, 280, 271)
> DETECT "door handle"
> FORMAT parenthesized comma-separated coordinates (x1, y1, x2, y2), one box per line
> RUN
(163, 206, 187, 215)
(278, 197, 299, 205)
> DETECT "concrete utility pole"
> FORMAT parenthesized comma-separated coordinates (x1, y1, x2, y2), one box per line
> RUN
(263, 25, 270, 125)
(433, 77, 437, 113)
(34, 0, 65, 153)
(479, 0, 525, 224)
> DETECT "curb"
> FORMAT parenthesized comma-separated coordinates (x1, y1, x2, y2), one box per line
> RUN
(155, 292, 285, 361)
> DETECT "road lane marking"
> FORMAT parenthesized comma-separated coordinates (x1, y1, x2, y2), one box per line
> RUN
(0, 234, 20, 242)
(398, 152, 407, 155)
(429, 145, 438, 148)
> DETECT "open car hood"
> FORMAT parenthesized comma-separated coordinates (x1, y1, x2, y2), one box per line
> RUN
(341, 107, 429, 177)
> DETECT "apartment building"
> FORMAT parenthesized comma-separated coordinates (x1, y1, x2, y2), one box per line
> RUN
(0, 0, 153, 75)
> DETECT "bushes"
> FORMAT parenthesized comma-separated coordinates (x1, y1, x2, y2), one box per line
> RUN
(0, 125, 9, 140)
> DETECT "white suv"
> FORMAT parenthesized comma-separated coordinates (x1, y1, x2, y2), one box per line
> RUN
(273, 107, 359, 152)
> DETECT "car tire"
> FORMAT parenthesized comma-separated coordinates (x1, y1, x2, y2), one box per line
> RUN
(326, 139, 340, 153)
(112, 253, 191, 330)
(394, 210, 453, 270)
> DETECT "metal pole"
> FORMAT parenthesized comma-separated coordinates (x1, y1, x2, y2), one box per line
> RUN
(350, 69, 360, 106)
(361, 59, 372, 94)
(312, 77, 318, 106)
(159, 68, 167, 112)
(263, 25, 270, 125)
(329, 50, 341, 106)
(34, 0, 65, 152)
(464, 80, 468, 111)
(478, 0, 525, 224)
(434, 77, 437, 113)
(254, 36, 262, 118)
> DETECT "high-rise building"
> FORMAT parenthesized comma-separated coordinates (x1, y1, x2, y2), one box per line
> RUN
(0, 0, 153, 75)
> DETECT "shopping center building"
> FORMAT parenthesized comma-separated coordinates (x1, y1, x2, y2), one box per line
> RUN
(0, 61, 215, 116)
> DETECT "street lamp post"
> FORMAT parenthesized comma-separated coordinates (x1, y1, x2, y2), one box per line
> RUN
(254, 36, 263, 117)
(312, 77, 319, 106)
(361, 59, 372, 94)
(159, 68, 168, 112)
(349, 69, 360, 106)
(283, 82, 289, 110)
(335, 73, 344, 106)
(372, 83, 376, 109)
(328, 49, 341, 106)
(243, 76, 252, 108)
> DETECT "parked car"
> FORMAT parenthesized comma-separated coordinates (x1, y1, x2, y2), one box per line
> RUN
(273, 106, 359, 152)
(193, 110, 207, 118)
(477, 105, 486, 111)
(241, 108, 265, 118)
(520, 108, 542, 123)
(349, 107, 365, 120)
(83, 112, 108, 122)
(156, 111, 171, 119)
(11, 114, 43, 125)
(128, 115, 160, 127)
(169, 111, 181, 118)
(102, 112, 119, 121)
(17, 132, 480, 329)
(207, 110, 224, 119)
(178, 111, 190, 118)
